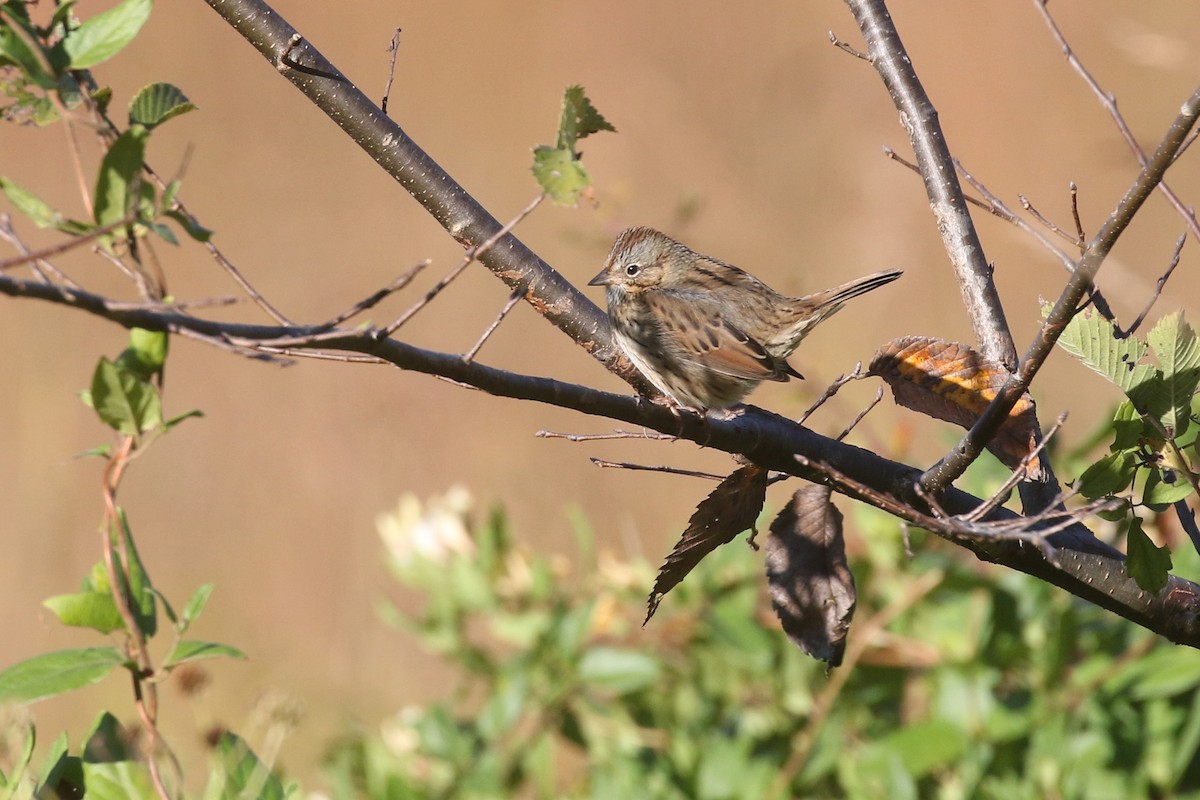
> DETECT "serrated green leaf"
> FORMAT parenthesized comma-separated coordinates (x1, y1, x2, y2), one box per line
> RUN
(90, 357, 162, 435)
(1146, 312, 1200, 436)
(128, 82, 196, 128)
(93, 126, 148, 229)
(42, 591, 124, 634)
(206, 732, 287, 800)
(62, 0, 152, 69)
(1111, 400, 1144, 451)
(532, 146, 591, 206)
(1056, 307, 1157, 394)
(0, 647, 124, 703)
(165, 640, 246, 667)
(1142, 465, 1194, 509)
(1125, 516, 1171, 593)
(556, 84, 616, 153)
(1076, 450, 1138, 499)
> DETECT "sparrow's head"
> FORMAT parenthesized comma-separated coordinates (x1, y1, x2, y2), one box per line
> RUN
(588, 227, 685, 292)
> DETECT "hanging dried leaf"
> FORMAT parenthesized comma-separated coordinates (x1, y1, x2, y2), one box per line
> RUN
(765, 485, 857, 667)
(645, 465, 769, 624)
(869, 336, 1045, 480)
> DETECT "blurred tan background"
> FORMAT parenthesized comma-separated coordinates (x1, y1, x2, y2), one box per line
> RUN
(2, 0, 1199, 785)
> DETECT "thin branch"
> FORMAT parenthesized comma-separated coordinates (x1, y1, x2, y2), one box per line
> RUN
(312, 260, 429, 333)
(828, 30, 870, 61)
(1018, 193, 1084, 249)
(0, 214, 139, 274)
(798, 362, 863, 426)
(463, 287, 522, 362)
(537, 429, 679, 442)
(1116, 232, 1186, 338)
(589, 459, 725, 481)
(1034, 0, 1200, 243)
(381, 27, 402, 115)
(835, 386, 883, 441)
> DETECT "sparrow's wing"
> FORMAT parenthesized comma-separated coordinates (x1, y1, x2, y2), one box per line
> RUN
(646, 291, 798, 382)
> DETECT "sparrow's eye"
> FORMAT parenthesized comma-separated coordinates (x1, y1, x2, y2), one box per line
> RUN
(625, 263, 641, 277)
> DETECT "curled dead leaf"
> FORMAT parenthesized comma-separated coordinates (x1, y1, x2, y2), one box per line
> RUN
(765, 485, 857, 667)
(869, 336, 1046, 480)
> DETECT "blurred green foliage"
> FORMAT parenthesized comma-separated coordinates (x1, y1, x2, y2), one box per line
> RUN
(325, 487, 1200, 799)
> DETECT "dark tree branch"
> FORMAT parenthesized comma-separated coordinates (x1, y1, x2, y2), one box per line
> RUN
(844, 0, 1017, 369)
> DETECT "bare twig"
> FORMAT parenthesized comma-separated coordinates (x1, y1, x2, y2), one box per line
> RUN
(1116, 232, 1187, 338)
(463, 287, 522, 362)
(798, 362, 863, 426)
(312, 260, 429, 333)
(382, 27, 402, 114)
(966, 412, 1069, 522)
(1069, 181, 1085, 244)
(536, 429, 679, 442)
(381, 194, 545, 337)
(828, 30, 870, 61)
(1034, 0, 1200, 243)
(1018, 193, 1084, 249)
(589, 458, 724, 481)
(835, 386, 883, 441)
(0, 214, 140, 274)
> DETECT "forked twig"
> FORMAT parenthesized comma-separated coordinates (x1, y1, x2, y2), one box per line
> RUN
(381, 193, 546, 337)
(798, 362, 863, 426)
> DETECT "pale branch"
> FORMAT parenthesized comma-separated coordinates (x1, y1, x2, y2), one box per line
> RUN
(844, 0, 1017, 369)
(589, 460, 725, 481)
(922, 85, 1200, 493)
(835, 386, 883, 442)
(536, 429, 679, 442)
(797, 362, 864, 426)
(4, 267, 1200, 643)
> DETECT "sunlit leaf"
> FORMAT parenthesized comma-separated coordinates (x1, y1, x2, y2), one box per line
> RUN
(62, 0, 152, 69)
(128, 82, 197, 128)
(0, 648, 124, 703)
(42, 591, 123, 634)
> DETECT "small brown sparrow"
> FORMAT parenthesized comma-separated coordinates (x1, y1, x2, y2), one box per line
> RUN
(589, 227, 901, 410)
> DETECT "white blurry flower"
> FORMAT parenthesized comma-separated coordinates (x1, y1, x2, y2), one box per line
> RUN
(380, 706, 424, 756)
(378, 485, 475, 567)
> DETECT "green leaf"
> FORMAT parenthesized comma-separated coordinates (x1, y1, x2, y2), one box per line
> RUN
(1141, 464, 1194, 509)
(0, 13, 57, 89)
(162, 209, 213, 242)
(556, 84, 616, 153)
(164, 640, 246, 667)
(1056, 306, 1157, 395)
(93, 126, 149, 229)
(90, 357, 162, 435)
(205, 732, 287, 800)
(42, 591, 124, 634)
(577, 647, 662, 694)
(532, 145, 592, 206)
(0, 721, 34, 794)
(62, 0, 153, 69)
(181, 583, 215, 629)
(115, 327, 168, 380)
(128, 82, 196, 128)
(1076, 450, 1138, 499)
(81, 761, 155, 800)
(0, 647, 124, 703)
(164, 408, 204, 432)
(1125, 515, 1171, 593)
(84, 712, 133, 763)
(0, 177, 92, 234)
(35, 731, 71, 797)
(114, 508, 157, 638)
(1146, 312, 1200, 436)
(1111, 400, 1144, 451)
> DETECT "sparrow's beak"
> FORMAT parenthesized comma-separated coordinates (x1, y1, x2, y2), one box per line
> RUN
(587, 268, 611, 286)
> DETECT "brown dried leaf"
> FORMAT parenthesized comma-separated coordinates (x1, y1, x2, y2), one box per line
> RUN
(765, 485, 856, 667)
(645, 465, 769, 624)
(869, 335, 1045, 480)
